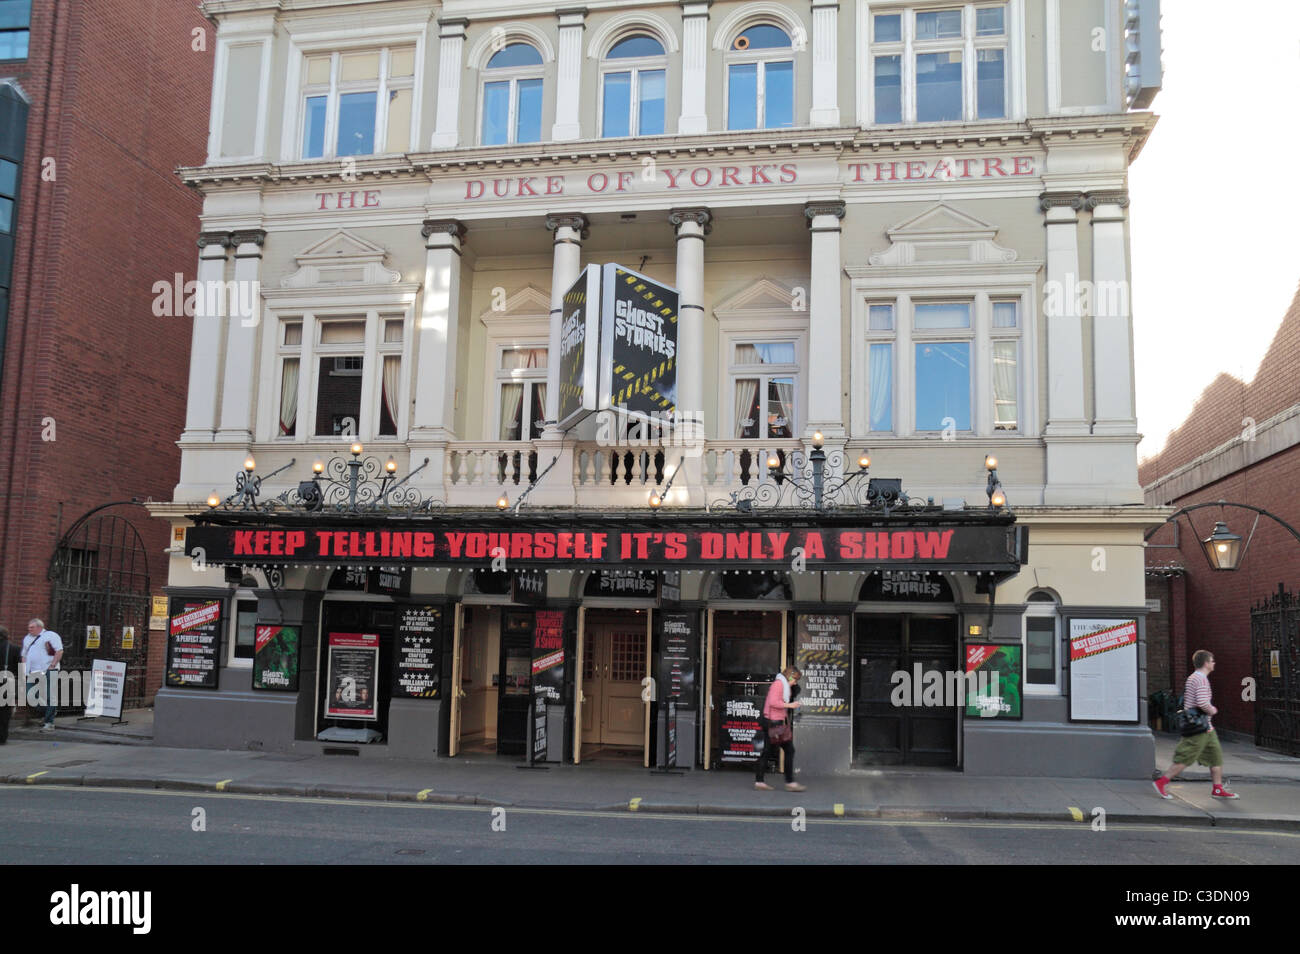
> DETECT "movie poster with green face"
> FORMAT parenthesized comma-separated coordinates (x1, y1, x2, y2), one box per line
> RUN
(964, 644, 1022, 719)
(253, 625, 300, 692)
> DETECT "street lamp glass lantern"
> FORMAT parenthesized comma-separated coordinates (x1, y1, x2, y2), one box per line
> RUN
(766, 454, 780, 470)
(1201, 521, 1243, 571)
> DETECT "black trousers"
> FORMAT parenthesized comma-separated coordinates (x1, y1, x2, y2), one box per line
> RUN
(0, 703, 11, 744)
(755, 726, 795, 783)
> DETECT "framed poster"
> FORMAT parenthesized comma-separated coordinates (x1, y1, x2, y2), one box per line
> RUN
(795, 614, 850, 715)
(964, 644, 1022, 719)
(1068, 618, 1139, 723)
(718, 694, 764, 764)
(252, 625, 300, 692)
(392, 605, 441, 699)
(325, 632, 380, 720)
(658, 611, 697, 708)
(165, 599, 222, 689)
(531, 610, 565, 703)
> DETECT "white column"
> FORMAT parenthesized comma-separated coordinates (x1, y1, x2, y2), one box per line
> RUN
(678, 1, 710, 134)
(1087, 191, 1137, 434)
(181, 232, 230, 443)
(973, 290, 992, 437)
(432, 18, 467, 149)
(216, 230, 266, 442)
(804, 201, 846, 439)
(895, 293, 913, 437)
(668, 208, 709, 428)
(543, 213, 588, 438)
(552, 8, 586, 141)
(809, 0, 840, 126)
(411, 220, 465, 439)
(1041, 193, 1088, 434)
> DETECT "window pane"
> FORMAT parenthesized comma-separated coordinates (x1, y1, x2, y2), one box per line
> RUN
(735, 378, 761, 438)
(383, 319, 403, 343)
(602, 71, 632, 138)
(319, 320, 365, 344)
(916, 9, 963, 40)
(385, 87, 412, 152)
(389, 47, 415, 77)
(0, 196, 11, 233)
(235, 601, 258, 660)
(340, 52, 380, 82)
(529, 382, 547, 439)
(874, 14, 901, 43)
(976, 7, 1006, 36)
(278, 358, 298, 436)
(482, 80, 510, 145)
(302, 95, 327, 158)
(0, 158, 16, 195)
(869, 343, 892, 432)
(305, 55, 331, 85)
(283, 321, 303, 346)
(869, 304, 895, 331)
(0, 29, 27, 60)
(736, 25, 790, 50)
(914, 302, 970, 329)
(915, 342, 970, 431)
(737, 341, 796, 364)
(336, 91, 377, 156)
(515, 78, 543, 143)
(487, 43, 543, 69)
(609, 34, 664, 58)
(501, 347, 548, 370)
(379, 356, 399, 436)
(315, 356, 363, 436)
(727, 62, 758, 130)
(977, 48, 1006, 119)
(1026, 617, 1056, 685)
(763, 60, 794, 128)
(768, 377, 794, 438)
(499, 383, 524, 440)
(916, 51, 963, 122)
(0, 0, 31, 29)
(638, 69, 666, 135)
(874, 56, 902, 124)
(993, 340, 1017, 431)
(992, 301, 1018, 328)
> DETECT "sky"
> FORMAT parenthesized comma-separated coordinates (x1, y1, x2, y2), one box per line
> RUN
(1129, 0, 1300, 460)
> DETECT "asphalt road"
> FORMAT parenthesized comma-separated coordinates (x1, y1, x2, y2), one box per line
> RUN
(4, 785, 1299, 865)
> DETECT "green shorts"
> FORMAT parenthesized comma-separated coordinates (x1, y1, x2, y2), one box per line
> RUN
(1172, 729, 1223, 768)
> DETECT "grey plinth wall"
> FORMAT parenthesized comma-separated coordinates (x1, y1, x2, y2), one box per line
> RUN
(387, 699, 443, 759)
(792, 715, 853, 775)
(653, 706, 697, 769)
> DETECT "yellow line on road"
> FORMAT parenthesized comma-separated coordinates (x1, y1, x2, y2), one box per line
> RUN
(26, 771, 47, 783)
(216, 779, 233, 791)
(1068, 806, 1083, 821)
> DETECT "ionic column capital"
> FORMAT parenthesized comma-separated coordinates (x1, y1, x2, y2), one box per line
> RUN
(422, 218, 467, 241)
(546, 212, 589, 240)
(1038, 191, 1085, 213)
(1084, 190, 1130, 210)
(804, 200, 846, 226)
(668, 207, 712, 234)
(196, 231, 232, 250)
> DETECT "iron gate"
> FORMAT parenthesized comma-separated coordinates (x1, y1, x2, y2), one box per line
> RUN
(47, 504, 152, 712)
(1251, 583, 1299, 757)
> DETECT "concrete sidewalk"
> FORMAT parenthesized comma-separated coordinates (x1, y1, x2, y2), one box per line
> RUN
(3, 710, 1298, 829)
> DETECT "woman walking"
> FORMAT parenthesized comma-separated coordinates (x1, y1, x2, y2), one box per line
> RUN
(755, 666, 804, 792)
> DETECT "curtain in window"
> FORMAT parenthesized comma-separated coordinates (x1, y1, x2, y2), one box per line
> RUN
(279, 359, 299, 435)
(992, 341, 1017, 429)
(499, 383, 524, 440)
(532, 383, 547, 439)
(770, 377, 794, 437)
(869, 343, 892, 432)
(734, 378, 758, 438)
(381, 356, 401, 435)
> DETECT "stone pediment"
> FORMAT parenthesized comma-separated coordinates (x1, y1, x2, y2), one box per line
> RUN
(712, 278, 805, 319)
(479, 285, 552, 324)
(869, 203, 1017, 267)
(280, 230, 401, 288)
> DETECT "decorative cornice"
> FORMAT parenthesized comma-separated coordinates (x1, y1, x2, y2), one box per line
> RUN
(230, 229, 267, 247)
(1038, 192, 1084, 213)
(668, 207, 713, 234)
(1084, 191, 1130, 210)
(421, 219, 467, 240)
(197, 231, 232, 249)
(545, 213, 590, 238)
(804, 200, 846, 224)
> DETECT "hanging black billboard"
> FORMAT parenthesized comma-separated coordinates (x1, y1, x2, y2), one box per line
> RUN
(557, 265, 601, 430)
(658, 610, 697, 708)
(598, 264, 678, 425)
(392, 605, 441, 699)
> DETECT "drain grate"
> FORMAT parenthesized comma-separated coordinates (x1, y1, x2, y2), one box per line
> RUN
(322, 747, 360, 756)
(48, 759, 96, 768)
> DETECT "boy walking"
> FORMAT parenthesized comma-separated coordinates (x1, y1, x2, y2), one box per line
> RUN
(1153, 650, 1239, 800)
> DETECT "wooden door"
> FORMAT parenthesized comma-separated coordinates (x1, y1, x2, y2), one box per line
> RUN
(581, 622, 646, 747)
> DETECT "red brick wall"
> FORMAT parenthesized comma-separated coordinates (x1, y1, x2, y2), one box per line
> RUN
(0, 1, 212, 703)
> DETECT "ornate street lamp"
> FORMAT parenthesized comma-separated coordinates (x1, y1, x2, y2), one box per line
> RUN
(1201, 521, 1243, 571)
(1146, 501, 1300, 572)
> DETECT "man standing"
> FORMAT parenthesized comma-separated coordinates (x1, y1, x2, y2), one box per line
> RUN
(0, 627, 19, 743)
(21, 618, 63, 731)
(1154, 650, 1239, 800)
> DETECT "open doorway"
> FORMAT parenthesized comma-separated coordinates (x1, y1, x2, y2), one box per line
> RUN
(576, 609, 650, 764)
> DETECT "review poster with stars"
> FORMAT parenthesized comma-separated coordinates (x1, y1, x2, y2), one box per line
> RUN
(392, 605, 442, 699)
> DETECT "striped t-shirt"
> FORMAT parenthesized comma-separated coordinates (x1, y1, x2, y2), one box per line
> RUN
(1183, 670, 1213, 730)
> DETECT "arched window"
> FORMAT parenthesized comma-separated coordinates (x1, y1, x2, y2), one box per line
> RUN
(601, 33, 667, 137)
(725, 24, 794, 130)
(1024, 590, 1062, 693)
(481, 42, 544, 145)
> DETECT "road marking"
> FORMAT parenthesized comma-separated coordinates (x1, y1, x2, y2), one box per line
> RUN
(1068, 806, 1083, 821)
(629, 797, 642, 811)
(417, 789, 433, 802)
(216, 779, 233, 791)
(26, 771, 47, 783)
(5, 785, 1297, 839)
(833, 803, 845, 816)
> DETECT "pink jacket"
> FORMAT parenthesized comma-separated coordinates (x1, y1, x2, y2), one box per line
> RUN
(763, 675, 795, 723)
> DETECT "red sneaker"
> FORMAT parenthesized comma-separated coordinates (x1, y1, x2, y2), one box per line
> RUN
(1211, 785, 1239, 799)
(1152, 776, 1172, 799)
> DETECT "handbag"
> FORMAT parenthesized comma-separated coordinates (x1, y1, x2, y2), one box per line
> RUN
(767, 722, 792, 745)
(1173, 706, 1210, 737)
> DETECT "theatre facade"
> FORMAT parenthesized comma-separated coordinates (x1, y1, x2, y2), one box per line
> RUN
(150, 0, 1167, 777)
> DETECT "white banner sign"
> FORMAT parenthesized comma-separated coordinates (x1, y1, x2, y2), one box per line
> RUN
(1068, 618, 1139, 723)
(86, 659, 127, 719)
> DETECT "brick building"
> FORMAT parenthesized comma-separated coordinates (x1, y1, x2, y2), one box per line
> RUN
(0, 1, 212, 703)
(1142, 281, 1300, 739)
